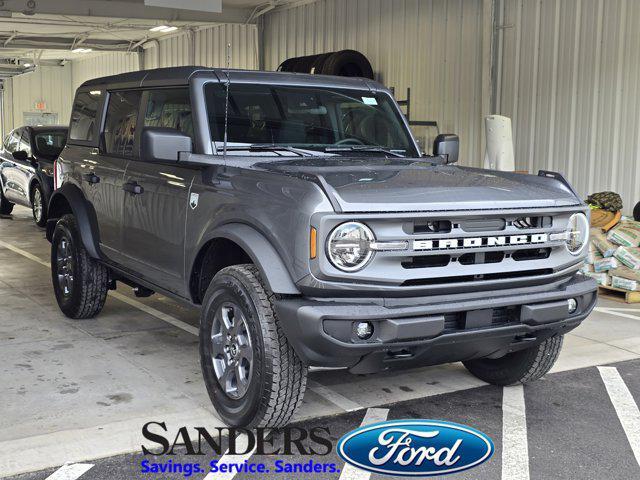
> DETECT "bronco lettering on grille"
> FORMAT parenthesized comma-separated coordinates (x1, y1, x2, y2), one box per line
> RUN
(413, 233, 548, 251)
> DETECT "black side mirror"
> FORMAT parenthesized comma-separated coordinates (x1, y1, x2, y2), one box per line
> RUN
(141, 127, 192, 164)
(433, 134, 459, 164)
(12, 150, 29, 162)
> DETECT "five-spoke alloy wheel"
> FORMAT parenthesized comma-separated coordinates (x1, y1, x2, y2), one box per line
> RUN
(211, 302, 254, 399)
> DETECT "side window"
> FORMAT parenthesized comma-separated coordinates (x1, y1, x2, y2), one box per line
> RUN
(19, 131, 31, 156)
(144, 89, 193, 139)
(6, 131, 20, 153)
(69, 90, 103, 142)
(104, 90, 142, 158)
(4, 132, 17, 152)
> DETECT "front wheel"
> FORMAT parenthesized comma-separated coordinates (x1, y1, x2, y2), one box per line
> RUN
(200, 265, 307, 428)
(51, 214, 109, 319)
(31, 183, 47, 227)
(463, 335, 563, 385)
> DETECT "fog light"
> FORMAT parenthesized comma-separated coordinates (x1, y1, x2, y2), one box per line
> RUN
(355, 321, 374, 340)
(567, 298, 578, 314)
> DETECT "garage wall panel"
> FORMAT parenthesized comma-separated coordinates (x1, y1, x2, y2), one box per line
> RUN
(71, 52, 140, 92)
(497, 0, 640, 212)
(143, 24, 258, 70)
(262, 0, 486, 165)
(2, 65, 73, 134)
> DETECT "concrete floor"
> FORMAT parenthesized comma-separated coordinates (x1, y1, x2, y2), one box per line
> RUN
(1, 206, 640, 478)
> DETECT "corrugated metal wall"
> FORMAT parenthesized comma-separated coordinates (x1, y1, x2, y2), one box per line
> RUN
(143, 24, 258, 69)
(2, 65, 73, 134)
(496, 0, 640, 211)
(262, 0, 489, 166)
(71, 52, 140, 92)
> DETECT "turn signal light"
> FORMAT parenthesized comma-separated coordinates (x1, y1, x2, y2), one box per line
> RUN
(310, 227, 317, 259)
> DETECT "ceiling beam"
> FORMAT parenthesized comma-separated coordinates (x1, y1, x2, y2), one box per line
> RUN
(0, 36, 138, 52)
(0, 0, 251, 24)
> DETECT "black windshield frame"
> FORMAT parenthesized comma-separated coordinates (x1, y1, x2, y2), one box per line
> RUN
(204, 83, 419, 157)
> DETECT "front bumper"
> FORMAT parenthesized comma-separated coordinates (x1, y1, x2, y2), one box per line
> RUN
(274, 274, 597, 373)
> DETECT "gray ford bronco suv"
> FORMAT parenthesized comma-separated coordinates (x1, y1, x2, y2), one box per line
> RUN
(47, 66, 597, 427)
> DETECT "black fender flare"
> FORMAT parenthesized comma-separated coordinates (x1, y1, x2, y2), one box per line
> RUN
(202, 223, 300, 295)
(46, 183, 102, 259)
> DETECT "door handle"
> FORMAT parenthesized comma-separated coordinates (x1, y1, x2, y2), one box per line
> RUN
(123, 181, 144, 195)
(83, 173, 100, 184)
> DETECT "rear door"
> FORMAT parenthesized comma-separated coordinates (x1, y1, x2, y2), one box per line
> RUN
(120, 88, 195, 292)
(13, 129, 36, 206)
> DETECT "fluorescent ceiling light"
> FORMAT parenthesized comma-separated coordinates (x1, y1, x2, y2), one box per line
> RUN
(150, 25, 178, 33)
(89, 90, 102, 96)
(23, 63, 32, 67)
(72, 48, 93, 53)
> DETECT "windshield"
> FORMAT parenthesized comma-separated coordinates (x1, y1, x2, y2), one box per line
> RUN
(205, 83, 418, 157)
(33, 131, 67, 159)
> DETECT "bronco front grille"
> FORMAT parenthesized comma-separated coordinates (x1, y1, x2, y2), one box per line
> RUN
(315, 207, 584, 288)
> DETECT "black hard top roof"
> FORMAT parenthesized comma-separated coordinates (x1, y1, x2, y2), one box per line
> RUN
(78, 66, 387, 92)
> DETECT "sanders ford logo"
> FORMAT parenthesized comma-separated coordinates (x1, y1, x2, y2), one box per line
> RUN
(337, 419, 494, 476)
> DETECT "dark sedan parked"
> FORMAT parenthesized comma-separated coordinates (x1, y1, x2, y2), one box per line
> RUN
(0, 125, 67, 226)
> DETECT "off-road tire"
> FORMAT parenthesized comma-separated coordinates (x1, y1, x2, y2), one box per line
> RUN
(0, 189, 14, 215)
(51, 214, 109, 319)
(200, 264, 307, 428)
(31, 182, 47, 227)
(463, 335, 563, 386)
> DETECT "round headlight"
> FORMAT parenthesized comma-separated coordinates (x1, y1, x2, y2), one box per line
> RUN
(327, 222, 375, 272)
(566, 213, 589, 255)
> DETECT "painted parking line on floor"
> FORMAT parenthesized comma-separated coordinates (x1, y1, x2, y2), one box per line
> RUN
(202, 434, 256, 480)
(595, 307, 640, 322)
(307, 380, 364, 412)
(598, 366, 640, 467)
(338, 408, 389, 480)
(501, 385, 530, 480)
(44, 463, 94, 480)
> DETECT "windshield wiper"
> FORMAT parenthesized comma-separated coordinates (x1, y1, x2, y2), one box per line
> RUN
(220, 144, 314, 157)
(323, 146, 406, 157)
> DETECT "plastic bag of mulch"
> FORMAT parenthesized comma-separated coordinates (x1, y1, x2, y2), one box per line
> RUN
(591, 230, 617, 257)
(610, 266, 640, 283)
(611, 275, 639, 291)
(614, 246, 640, 270)
(607, 221, 640, 247)
(594, 257, 618, 272)
(583, 271, 609, 286)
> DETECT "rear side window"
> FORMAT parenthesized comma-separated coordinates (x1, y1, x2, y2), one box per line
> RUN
(69, 90, 103, 142)
(144, 89, 193, 139)
(19, 131, 31, 156)
(104, 90, 142, 158)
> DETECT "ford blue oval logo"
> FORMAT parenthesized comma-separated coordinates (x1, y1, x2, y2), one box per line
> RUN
(337, 419, 494, 476)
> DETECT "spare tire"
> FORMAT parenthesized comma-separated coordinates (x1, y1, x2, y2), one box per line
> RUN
(277, 57, 298, 72)
(320, 49, 374, 79)
(309, 53, 332, 74)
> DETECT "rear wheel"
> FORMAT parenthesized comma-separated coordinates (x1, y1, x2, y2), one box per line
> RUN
(463, 335, 563, 385)
(31, 183, 46, 227)
(51, 214, 109, 319)
(0, 188, 13, 215)
(200, 264, 307, 428)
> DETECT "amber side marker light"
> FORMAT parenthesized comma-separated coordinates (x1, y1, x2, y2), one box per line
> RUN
(310, 227, 317, 259)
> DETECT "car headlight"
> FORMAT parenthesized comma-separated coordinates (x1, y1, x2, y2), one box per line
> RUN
(565, 213, 589, 255)
(327, 222, 375, 271)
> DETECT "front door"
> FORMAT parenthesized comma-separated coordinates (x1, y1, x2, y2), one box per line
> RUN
(119, 88, 195, 293)
(121, 160, 195, 292)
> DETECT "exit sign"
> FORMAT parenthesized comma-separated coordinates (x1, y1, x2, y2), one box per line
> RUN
(34, 101, 46, 111)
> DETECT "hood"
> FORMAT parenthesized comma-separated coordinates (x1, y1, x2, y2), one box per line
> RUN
(254, 157, 581, 212)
